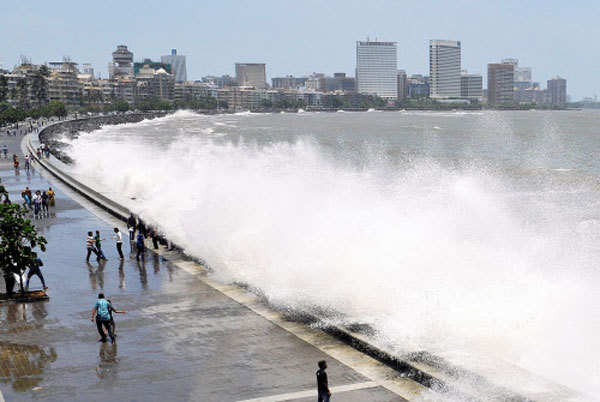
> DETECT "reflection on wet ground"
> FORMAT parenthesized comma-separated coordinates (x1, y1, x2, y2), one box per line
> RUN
(0, 342, 57, 392)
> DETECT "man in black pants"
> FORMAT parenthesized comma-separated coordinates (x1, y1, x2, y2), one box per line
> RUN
(91, 293, 113, 343)
(25, 253, 47, 291)
(127, 214, 137, 242)
(113, 227, 124, 259)
(316, 360, 331, 402)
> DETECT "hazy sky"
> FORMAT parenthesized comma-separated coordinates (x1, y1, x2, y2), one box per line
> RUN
(1, 0, 598, 99)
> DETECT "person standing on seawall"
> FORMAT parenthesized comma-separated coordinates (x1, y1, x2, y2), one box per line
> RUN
(113, 227, 124, 260)
(316, 360, 331, 402)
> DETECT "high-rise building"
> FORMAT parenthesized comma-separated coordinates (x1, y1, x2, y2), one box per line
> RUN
(356, 40, 398, 99)
(487, 62, 514, 105)
(161, 49, 187, 83)
(235, 63, 267, 89)
(460, 72, 483, 100)
(547, 77, 567, 106)
(397, 70, 408, 100)
(429, 40, 461, 99)
(109, 45, 134, 79)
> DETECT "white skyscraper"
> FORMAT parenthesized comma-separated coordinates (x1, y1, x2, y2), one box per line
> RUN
(429, 40, 461, 99)
(161, 49, 187, 83)
(356, 40, 398, 99)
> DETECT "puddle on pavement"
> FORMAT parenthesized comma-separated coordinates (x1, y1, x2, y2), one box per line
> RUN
(0, 342, 57, 391)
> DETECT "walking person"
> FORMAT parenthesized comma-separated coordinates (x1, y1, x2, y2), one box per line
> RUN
(25, 253, 48, 291)
(86, 231, 100, 262)
(113, 227, 124, 260)
(24, 155, 30, 172)
(135, 231, 145, 260)
(95, 230, 108, 261)
(91, 293, 114, 343)
(127, 213, 137, 242)
(2, 144, 7, 159)
(316, 360, 331, 402)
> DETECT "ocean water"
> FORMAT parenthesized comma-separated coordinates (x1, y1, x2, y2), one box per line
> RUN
(63, 110, 600, 398)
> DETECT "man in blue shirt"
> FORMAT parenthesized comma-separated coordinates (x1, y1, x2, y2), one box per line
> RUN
(91, 293, 114, 343)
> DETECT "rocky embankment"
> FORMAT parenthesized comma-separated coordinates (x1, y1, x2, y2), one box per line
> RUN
(39, 113, 167, 163)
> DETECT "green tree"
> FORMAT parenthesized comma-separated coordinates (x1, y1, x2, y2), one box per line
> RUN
(16, 78, 29, 109)
(0, 204, 47, 293)
(0, 75, 8, 103)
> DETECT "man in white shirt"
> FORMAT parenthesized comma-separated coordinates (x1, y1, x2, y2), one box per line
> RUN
(113, 227, 124, 260)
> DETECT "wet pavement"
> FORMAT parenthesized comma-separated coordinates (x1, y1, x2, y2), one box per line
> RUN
(0, 135, 408, 401)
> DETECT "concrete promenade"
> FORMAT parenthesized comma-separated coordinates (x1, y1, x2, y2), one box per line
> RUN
(0, 134, 428, 401)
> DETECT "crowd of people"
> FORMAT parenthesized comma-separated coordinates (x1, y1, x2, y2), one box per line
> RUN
(18, 186, 56, 218)
(84, 214, 168, 264)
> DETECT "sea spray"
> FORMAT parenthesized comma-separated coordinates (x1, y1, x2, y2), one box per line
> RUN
(66, 110, 600, 397)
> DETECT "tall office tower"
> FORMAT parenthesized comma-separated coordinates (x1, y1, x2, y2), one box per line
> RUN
(487, 63, 515, 105)
(108, 45, 134, 79)
(397, 70, 408, 100)
(235, 63, 267, 89)
(161, 49, 187, 83)
(429, 40, 461, 99)
(547, 77, 567, 106)
(356, 40, 398, 99)
(460, 72, 483, 100)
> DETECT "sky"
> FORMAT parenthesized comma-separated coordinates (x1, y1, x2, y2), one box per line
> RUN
(1, 0, 598, 100)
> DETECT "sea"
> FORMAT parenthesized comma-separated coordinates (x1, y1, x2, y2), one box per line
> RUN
(61, 109, 600, 398)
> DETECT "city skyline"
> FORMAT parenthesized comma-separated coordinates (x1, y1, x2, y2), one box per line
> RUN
(0, 0, 594, 99)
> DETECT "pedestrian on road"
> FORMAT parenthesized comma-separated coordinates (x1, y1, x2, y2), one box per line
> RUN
(41, 191, 49, 215)
(127, 213, 137, 242)
(95, 230, 108, 260)
(316, 360, 331, 402)
(86, 231, 100, 262)
(136, 232, 145, 260)
(48, 187, 55, 207)
(2, 144, 7, 158)
(24, 155, 30, 171)
(113, 227, 124, 260)
(32, 191, 42, 218)
(25, 253, 47, 291)
(91, 293, 114, 343)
